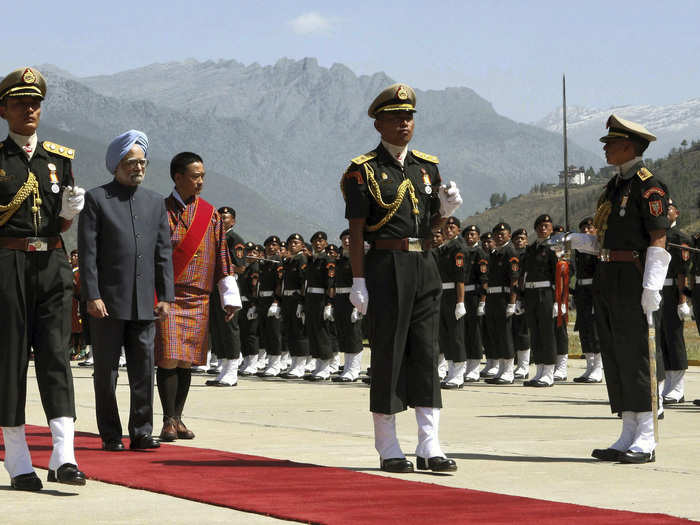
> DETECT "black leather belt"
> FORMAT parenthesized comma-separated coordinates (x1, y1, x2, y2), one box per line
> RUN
(0, 236, 62, 251)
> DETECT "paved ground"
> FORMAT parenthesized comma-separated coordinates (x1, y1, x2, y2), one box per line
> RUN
(4, 357, 700, 524)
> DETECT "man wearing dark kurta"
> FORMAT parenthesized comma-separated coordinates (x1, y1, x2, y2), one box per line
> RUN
(155, 152, 240, 442)
(79, 130, 174, 452)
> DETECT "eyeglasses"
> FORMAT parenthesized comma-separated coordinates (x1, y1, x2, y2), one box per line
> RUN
(123, 158, 148, 170)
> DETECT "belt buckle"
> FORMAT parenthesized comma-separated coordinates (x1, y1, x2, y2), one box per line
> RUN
(407, 238, 422, 252)
(26, 237, 47, 252)
(599, 248, 610, 262)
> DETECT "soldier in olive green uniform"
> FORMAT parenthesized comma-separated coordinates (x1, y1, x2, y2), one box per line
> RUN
(583, 115, 671, 464)
(461, 225, 488, 382)
(235, 242, 261, 378)
(331, 229, 364, 382)
(207, 206, 245, 385)
(484, 223, 520, 384)
(572, 217, 603, 383)
(511, 228, 531, 379)
(0, 67, 86, 489)
(657, 203, 692, 403)
(341, 84, 462, 473)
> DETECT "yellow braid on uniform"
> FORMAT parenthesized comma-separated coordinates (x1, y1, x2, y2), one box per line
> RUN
(0, 170, 41, 229)
(364, 163, 419, 232)
(593, 196, 612, 247)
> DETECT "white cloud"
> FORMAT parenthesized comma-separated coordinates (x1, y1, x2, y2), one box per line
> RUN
(289, 12, 334, 36)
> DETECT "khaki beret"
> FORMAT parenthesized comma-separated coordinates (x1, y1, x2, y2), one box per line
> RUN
(599, 114, 656, 143)
(0, 67, 46, 101)
(368, 83, 416, 119)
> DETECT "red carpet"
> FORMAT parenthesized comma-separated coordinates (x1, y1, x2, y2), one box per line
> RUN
(0, 425, 694, 524)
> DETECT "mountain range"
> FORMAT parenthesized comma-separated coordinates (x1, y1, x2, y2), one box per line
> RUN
(536, 99, 700, 161)
(4, 58, 602, 242)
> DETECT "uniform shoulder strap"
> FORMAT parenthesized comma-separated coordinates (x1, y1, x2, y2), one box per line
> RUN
(350, 150, 377, 165)
(43, 141, 76, 159)
(411, 150, 439, 164)
(637, 167, 653, 181)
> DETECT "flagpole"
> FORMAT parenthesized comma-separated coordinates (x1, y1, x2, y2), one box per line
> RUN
(562, 74, 570, 231)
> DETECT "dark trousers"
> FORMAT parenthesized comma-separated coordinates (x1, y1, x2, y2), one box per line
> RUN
(693, 283, 700, 336)
(366, 249, 442, 414)
(464, 293, 484, 360)
(306, 293, 333, 360)
(524, 288, 556, 365)
(512, 313, 530, 351)
(281, 294, 309, 357)
(439, 289, 466, 362)
(657, 286, 687, 371)
(574, 286, 599, 354)
(209, 291, 241, 360)
(333, 294, 363, 354)
(555, 322, 568, 356)
(258, 297, 281, 355)
(485, 292, 514, 359)
(239, 301, 260, 357)
(594, 262, 652, 413)
(0, 248, 76, 426)
(90, 317, 155, 441)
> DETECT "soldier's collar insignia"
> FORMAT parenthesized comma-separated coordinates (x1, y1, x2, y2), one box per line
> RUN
(22, 68, 36, 84)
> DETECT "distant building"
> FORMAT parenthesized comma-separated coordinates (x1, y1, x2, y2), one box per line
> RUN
(558, 165, 587, 186)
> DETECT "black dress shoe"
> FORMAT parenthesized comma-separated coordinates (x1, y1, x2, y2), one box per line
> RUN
(591, 448, 623, 461)
(280, 372, 304, 379)
(380, 458, 414, 473)
(47, 463, 86, 485)
(480, 370, 497, 378)
(332, 376, 355, 383)
(658, 412, 665, 420)
(441, 382, 464, 390)
(130, 435, 161, 449)
(485, 377, 513, 385)
(514, 373, 529, 380)
(694, 399, 700, 406)
(531, 379, 553, 387)
(361, 377, 371, 384)
(416, 456, 458, 472)
(205, 379, 220, 386)
(663, 396, 684, 405)
(581, 376, 602, 383)
(11, 472, 43, 491)
(620, 450, 655, 464)
(214, 380, 237, 387)
(239, 370, 255, 377)
(463, 377, 480, 383)
(553, 376, 567, 382)
(573, 375, 588, 383)
(102, 439, 125, 451)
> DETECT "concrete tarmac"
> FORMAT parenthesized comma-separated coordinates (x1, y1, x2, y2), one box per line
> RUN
(3, 358, 700, 524)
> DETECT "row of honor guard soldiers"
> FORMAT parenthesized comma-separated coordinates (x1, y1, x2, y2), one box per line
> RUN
(204, 220, 365, 387)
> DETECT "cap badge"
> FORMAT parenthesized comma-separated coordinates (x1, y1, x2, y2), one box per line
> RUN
(22, 68, 36, 84)
(397, 85, 409, 100)
(381, 172, 388, 181)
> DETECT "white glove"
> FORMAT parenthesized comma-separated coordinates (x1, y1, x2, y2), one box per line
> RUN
(641, 246, 672, 322)
(477, 302, 486, 317)
(350, 308, 361, 323)
(59, 185, 85, 220)
(455, 302, 466, 320)
(363, 242, 371, 254)
(296, 304, 304, 318)
(506, 303, 516, 318)
(323, 304, 334, 321)
(350, 277, 369, 315)
(641, 289, 661, 319)
(678, 302, 691, 321)
(514, 300, 525, 316)
(438, 181, 463, 218)
(267, 302, 281, 318)
(246, 306, 257, 320)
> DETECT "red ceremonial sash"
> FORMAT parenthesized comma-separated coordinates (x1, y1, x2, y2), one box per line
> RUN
(555, 259, 570, 327)
(171, 197, 215, 282)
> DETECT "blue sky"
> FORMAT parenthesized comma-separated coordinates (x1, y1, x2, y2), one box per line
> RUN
(4, 0, 699, 122)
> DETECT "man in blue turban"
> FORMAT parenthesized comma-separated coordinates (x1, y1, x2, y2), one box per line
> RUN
(78, 130, 175, 451)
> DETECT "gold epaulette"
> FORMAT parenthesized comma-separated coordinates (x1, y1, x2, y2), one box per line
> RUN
(637, 167, 653, 181)
(350, 151, 377, 165)
(411, 150, 439, 164)
(42, 141, 76, 159)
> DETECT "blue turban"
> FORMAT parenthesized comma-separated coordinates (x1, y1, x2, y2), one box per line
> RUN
(105, 130, 149, 174)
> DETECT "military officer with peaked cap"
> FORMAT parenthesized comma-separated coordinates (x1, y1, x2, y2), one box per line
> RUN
(0, 67, 86, 489)
(555, 115, 671, 463)
(341, 83, 462, 473)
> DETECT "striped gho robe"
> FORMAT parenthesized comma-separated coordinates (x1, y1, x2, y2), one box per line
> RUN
(155, 194, 233, 365)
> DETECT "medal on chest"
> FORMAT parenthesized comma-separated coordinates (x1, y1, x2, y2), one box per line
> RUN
(619, 195, 628, 217)
(421, 169, 432, 194)
(48, 163, 60, 193)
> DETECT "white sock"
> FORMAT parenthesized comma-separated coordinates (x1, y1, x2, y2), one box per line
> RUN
(465, 359, 481, 380)
(589, 353, 603, 382)
(1, 426, 34, 477)
(610, 411, 637, 451)
(554, 354, 568, 378)
(49, 417, 77, 471)
(628, 412, 655, 454)
(500, 359, 514, 382)
(373, 413, 404, 460)
(540, 364, 555, 385)
(445, 361, 466, 385)
(415, 407, 444, 459)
